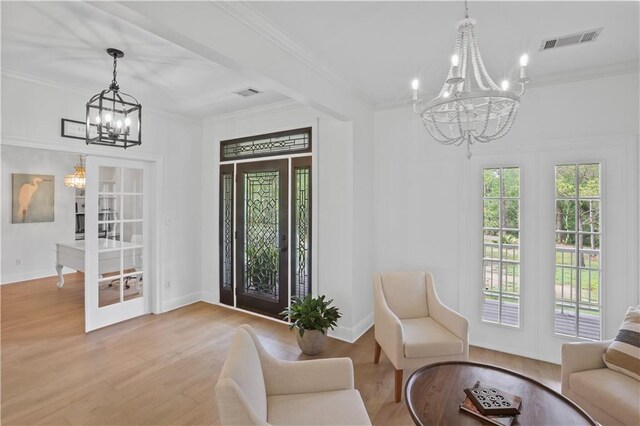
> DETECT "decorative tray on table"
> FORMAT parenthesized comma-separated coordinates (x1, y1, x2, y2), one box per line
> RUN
(460, 381, 522, 426)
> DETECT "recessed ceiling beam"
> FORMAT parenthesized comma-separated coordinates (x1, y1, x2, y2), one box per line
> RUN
(89, 1, 373, 121)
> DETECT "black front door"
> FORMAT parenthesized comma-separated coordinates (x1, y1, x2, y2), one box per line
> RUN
(235, 160, 289, 317)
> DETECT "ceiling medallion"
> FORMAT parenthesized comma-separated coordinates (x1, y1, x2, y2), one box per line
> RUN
(86, 48, 142, 148)
(411, 0, 532, 158)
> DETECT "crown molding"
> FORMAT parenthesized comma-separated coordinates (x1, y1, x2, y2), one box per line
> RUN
(375, 60, 640, 112)
(202, 99, 303, 126)
(216, 1, 375, 110)
(530, 60, 639, 89)
(1, 69, 202, 124)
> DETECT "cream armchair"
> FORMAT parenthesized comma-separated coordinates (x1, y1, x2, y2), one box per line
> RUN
(215, 324, 371, 426)
(373, 271, 469, 402)
(562, 340, 640, 426)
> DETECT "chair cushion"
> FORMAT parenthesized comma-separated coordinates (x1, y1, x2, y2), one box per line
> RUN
(267, 389, 371, 425)
(603, 305, 640, 381)
(401, 317, 463, 358)
(570, 368, 640, 424)
(380, 272, 429, 319)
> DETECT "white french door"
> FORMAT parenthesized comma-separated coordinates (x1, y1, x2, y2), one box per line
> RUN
(84, 156, 150, 332)
(464, 139, 635, 363)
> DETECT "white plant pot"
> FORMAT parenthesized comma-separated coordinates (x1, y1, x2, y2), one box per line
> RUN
(296, 328, 326, 355)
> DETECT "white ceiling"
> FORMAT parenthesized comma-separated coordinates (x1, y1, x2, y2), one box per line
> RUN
(0, 1, 288, 118)
(2, 1, 638, 118)
(249, 1, 640, 105)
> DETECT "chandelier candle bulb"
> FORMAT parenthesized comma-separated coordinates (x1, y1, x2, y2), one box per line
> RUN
(411, 79, 419, 101)
(501, 80, 510, 91)
(451, 54, 460, 78)
(516, 54, 533, 85)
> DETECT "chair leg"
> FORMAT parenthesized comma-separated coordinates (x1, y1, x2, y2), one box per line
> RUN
(395, 369, 403, 403)
(374, 340, 381, 364)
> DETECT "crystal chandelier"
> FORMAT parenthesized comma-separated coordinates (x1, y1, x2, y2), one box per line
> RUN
(86, 48, 142, 148)
(64, 156, 86, 189)
(411, 0, 532, 158)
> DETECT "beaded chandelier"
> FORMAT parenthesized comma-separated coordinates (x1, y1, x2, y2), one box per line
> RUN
(64, 156, 86, 189)
(411, 1, 532, 158)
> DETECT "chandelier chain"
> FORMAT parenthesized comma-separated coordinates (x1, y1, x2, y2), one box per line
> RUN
(110, 55, 119, 91)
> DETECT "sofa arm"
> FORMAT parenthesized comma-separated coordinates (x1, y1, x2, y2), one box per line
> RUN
(561, 340, 612, 395)
(262, 356, 354, 396)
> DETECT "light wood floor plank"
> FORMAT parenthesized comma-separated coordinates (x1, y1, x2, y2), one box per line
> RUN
(1, 273, 561, 425)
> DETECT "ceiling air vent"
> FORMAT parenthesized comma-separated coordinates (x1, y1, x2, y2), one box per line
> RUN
(234, 88, 262, 97)
(539, 27, 603, 51)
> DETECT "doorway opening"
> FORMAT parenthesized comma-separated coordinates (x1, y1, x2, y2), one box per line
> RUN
(1, 143, 160, 333)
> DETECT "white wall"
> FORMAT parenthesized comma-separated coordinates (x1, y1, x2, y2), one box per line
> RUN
(374, 72, 639, 363)
(0, 73, 203, 311)
(1, 146, 78, 283)
(200, 102, 376, 341)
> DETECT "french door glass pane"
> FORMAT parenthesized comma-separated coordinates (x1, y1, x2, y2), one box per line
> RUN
(123, 195, 143, 220)
(502, 168, 520, 197)
(122, 168, 143, 193)
(483, 200, 499, 228)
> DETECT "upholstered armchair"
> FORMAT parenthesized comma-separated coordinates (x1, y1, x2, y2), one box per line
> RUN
(562, 340, 640, 426)
(373, 271, 469, 402)
(215, 325, 371, 426)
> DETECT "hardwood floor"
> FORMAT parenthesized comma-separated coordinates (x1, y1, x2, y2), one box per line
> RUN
(1, 273, 561, 425)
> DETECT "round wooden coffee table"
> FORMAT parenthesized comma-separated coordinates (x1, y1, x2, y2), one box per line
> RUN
(405, 361, 596, 426)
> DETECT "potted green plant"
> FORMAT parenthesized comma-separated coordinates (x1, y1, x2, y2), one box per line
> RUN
(280, 294, 341, 355)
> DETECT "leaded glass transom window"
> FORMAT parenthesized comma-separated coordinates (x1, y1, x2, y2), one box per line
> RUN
(221, 128, 311, 161)
(554, 163, 601, 340)
(482, 167, 521, 327)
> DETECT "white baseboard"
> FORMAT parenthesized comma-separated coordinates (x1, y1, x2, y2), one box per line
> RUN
(201, 291, 216, 304)
(352, 313, 374, 342)
(162, 292, 202, 313)
(328, 313, 373, 343)
(469, 338, 560, 365)
(1, 268, 75, 285)
(201, 298, 372, 344)
(327, 326, 353, 343)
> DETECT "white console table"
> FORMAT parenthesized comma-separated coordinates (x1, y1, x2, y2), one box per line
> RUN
(55, 239, 135, 288)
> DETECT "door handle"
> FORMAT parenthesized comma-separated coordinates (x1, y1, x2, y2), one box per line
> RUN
(281, 234, 288, 252)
